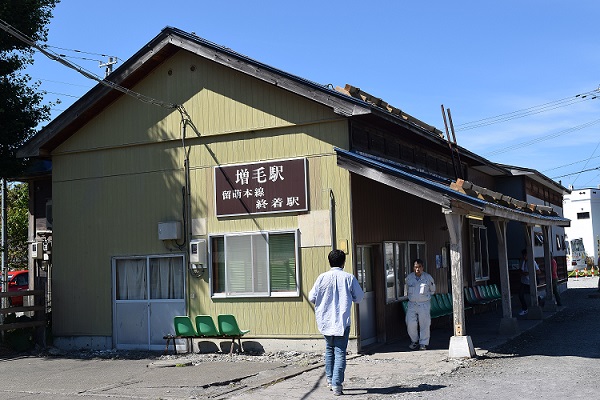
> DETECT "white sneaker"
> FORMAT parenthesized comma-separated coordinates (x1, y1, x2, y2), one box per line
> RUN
(332, 386, 343, 396)
(409, 342, 418, 350)
(518, 309, 528, 316)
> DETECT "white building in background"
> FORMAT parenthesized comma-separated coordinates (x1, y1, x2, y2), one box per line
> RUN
(563, 187, 600, 264)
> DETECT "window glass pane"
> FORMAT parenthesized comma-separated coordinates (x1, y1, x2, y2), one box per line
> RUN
(212, 231, 297, 296)
(384, 243, 396, 302)
(472, 225, 490, 281)
(149, 257, 184, 299)
(226, 235, 253, 293)
(481, 228, 489, 279)
(269, 233, 297, 292)
(356, 246, 373, 292)
(116, 258, 147, 300)
(212, 237, 225, 293)
(398, 242, 407, 297)
(363, 247, 373, 292)
(577, 212, 590, 219)
(472, 227, 482, 279)
(251, 233, 269, 293)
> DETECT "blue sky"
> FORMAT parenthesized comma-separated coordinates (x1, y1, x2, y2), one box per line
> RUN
(22, 1, 600, 189)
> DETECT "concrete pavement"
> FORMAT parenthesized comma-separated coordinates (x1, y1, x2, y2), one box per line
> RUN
(0, 276, 596, 399)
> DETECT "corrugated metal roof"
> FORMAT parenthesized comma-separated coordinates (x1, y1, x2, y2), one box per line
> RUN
(335, 148, 570, 226)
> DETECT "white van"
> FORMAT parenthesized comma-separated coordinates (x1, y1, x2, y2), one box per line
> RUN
(566, 237, 587, 272)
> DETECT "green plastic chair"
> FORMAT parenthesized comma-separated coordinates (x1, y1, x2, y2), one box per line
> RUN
(478, 285, 493, 300)
(465, 287, 484, 305)
(490, 284, 502, 299)
(195, 315, 221, 337)
(439, 293, 453, 313)
(217, 314, 250, 354)
(174, 316, 198, 337)
(173, 316, 198, 353)
(429, 295, 444, 318)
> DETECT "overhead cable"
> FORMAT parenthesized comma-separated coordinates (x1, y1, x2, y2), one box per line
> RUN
(570, 141, 600, 187)
(0, 18, 178, 111)
(484, 118, 600, 157)
(456, 89, 600, 131)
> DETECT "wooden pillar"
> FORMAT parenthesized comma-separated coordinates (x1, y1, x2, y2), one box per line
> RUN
(493, 218, 519, 335)
(542, 225, 556, 311)
(444, 210, 476, 358)
(523, 224, 543, 319)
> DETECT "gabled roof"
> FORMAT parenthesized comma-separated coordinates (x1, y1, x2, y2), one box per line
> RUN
(496, 163, 571, 194)
(17, 26, 503, 180)
(18, 27, 380, 158)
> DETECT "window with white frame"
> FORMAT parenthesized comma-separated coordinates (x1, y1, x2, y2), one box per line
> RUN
(211, 231, 298, 297)
(384, 241, 426, 303)
(470, 224, 490, 281)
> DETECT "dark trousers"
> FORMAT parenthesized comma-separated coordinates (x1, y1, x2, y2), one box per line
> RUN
(519, 282, 544, 310)
(518, 283, 530, 311)
(552, 281, 562, 306)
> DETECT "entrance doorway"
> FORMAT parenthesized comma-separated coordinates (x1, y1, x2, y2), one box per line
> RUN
(112, 255, 186, 350)
(356, 245, 377, 347)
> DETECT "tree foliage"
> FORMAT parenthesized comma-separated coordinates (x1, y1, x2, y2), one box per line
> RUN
(6, 183, 29, 269)
(0, 0, 59, 179)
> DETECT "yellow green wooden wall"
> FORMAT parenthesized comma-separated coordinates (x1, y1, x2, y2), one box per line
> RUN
(51, 49, 354, 338)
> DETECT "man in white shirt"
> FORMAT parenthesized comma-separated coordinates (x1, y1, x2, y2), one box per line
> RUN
(308, 250, 364, 396)
(405, 259, 436, 350)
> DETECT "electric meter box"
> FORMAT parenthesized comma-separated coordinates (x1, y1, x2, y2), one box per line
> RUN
(189, 239, 207, 265)
(31, 241, 44, 259)
(158, 221, 182, 240)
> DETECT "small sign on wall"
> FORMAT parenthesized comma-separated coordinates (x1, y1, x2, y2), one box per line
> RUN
(214, 158, 308, 217)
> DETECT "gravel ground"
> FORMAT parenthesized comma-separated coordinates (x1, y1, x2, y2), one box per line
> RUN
(31, 346, 325, 368)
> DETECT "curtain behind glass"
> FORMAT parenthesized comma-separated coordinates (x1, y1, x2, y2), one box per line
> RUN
(116, 258, 147, 300)
(225, 234, 269, 295)
(269, 233, 296, 292)
(150, 257, 184, 299)
(226, 235, 252, 293)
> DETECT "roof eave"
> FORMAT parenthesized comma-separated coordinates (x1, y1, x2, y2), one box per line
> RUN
(18, 27, 374, 158)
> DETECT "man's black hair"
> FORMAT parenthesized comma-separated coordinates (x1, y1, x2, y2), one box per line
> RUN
(328, 249, 346, 268)
(413, 258, 423, 266)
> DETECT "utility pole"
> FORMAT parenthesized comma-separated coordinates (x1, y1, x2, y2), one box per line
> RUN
(99, 56, 117, 78)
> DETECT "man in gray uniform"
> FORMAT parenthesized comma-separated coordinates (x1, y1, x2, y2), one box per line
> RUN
(405, 259, 436, 350)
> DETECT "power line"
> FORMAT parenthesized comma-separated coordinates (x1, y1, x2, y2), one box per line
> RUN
(41, 44, 121, 62)
(484, 118, 600, 157)
(570, 141, 600, 187)
(58, 54, 104, 63)
(455, 89, 600, 131)
(543, 154, 600, 172)
(552, 166, 600, 179)
(0, 18, 178, 111)
(32, 76, 92, 88)
(44, 90, 81, 99)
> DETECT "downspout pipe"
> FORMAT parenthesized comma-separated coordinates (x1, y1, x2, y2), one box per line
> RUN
(330, 189, 336, 251)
